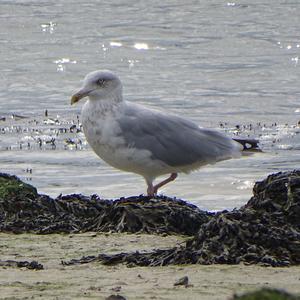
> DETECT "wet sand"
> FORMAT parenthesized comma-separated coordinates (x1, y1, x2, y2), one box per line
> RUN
(1, 233, 299, 299)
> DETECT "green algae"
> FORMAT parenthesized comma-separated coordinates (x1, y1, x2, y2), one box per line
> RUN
(0, 173, 37, 200)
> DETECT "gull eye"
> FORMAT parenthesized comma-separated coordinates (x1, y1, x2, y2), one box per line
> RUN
(98, 79, 105, 86)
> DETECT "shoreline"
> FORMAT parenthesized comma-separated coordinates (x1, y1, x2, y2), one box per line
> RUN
(1, 233, 300, 300)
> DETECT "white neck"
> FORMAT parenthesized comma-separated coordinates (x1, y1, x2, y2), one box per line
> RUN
(87, 85, 123, 114)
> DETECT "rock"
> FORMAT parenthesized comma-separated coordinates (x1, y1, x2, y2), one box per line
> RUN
(174, 276, 189, 286)
(105, 295, 127, 300)
(0, 173, 37, 200)
(231, 287, 300, 300)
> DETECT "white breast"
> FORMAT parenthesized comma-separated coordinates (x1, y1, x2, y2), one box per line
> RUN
(81, 100, 165, 177)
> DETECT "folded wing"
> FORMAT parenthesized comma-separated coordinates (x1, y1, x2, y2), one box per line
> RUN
(117, 103, 241, 168)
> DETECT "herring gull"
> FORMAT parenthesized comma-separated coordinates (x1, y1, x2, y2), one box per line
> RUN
(71, 70, 244, 196)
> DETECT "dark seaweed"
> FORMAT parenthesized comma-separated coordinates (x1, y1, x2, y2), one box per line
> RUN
(0, 259, 43, 270)
(0, 173, 210, 235)
(62, 170, 300, 267)
(1, 171, 300, 267)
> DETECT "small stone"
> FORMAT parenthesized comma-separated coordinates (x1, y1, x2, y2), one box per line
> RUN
(174, 276, 189, 286)
(105, 295, 126, 300)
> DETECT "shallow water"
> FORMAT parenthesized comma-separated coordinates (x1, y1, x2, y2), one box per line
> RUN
(1, 0, 300, 210)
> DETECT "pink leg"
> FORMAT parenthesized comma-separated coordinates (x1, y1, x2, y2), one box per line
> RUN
(147, 184, 155, 197)
(147, 173, 178, 196)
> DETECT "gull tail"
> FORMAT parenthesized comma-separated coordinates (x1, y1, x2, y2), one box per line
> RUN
(233, 138, 262, 153)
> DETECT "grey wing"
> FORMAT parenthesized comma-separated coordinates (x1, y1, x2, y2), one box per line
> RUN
(117, 103, 241, 167)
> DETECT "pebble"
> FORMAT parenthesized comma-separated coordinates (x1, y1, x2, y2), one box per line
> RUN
(105, 295, 126, 300)
(174, 276, 189, 287)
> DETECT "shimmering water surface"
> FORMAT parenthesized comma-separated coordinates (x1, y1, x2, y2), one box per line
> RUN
(1, 0, 300, 210)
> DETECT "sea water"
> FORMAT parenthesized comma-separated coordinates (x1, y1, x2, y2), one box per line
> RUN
(1, 0, 299, 210)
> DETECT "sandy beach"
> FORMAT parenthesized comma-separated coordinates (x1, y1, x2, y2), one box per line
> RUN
(1, 233, 299, 300)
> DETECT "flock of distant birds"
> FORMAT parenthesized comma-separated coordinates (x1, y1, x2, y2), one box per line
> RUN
(0, 111, 83, 151)
(0, 110, 298, 153)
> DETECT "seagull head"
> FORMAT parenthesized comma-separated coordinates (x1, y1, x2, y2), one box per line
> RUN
(71, 70, 122, 105)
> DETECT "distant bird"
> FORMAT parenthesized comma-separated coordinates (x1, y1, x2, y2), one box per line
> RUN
(71, 70, 254, 196)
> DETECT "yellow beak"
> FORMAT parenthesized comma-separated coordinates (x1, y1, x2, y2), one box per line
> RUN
(70, 88, 92, 105)
(70, 94, 81, 105)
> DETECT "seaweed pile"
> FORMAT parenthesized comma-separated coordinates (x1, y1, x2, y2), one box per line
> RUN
(0, 173, 210, 235)
(0, 259, 43, 270)
(1, 170, 300, 267)
(63, 170, 300, 267)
